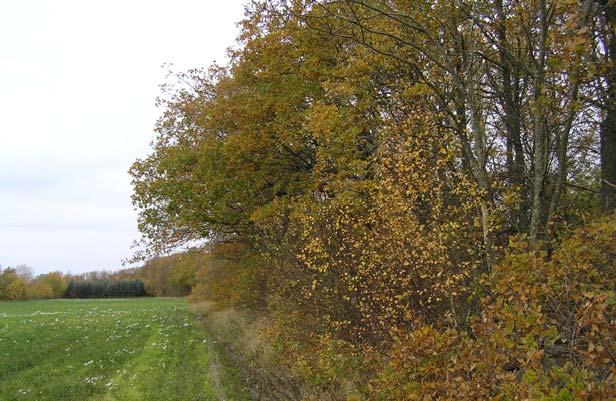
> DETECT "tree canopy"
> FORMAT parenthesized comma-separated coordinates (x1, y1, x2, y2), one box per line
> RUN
(130, 1, 616, 399)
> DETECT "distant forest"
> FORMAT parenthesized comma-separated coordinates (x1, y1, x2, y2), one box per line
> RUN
(64, 279, 146, 299)
(0, 252, 198, 300)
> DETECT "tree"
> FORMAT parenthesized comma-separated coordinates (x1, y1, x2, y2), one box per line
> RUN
(288, 0, 601, 246)
(0, 266, 34, 300)
(38, 271, 67, 298)
(594, 0, 616, 212)
(30, 281, 54, 299)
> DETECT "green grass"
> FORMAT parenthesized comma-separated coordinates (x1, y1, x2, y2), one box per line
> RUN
(0, 298, 250, 401)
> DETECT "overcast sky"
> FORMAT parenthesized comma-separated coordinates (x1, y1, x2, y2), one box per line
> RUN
(0, 0, 246, 275)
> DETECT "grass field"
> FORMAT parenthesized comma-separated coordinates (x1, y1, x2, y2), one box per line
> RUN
(0, 298, 249, 401)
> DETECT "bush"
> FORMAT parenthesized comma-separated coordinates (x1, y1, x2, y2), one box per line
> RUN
(365, 216, 616, 400)
(190, 216, 615, 401)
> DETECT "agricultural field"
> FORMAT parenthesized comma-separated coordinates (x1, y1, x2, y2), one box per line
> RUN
(0, 298, 249, 401)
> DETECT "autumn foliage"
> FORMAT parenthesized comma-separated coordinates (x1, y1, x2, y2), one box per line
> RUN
(365, 218, 616, 400)
(0, 267, 67, 300)
(130, 1, 615, 399)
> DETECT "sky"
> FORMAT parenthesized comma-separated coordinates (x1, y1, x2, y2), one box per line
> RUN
(0, 0, 246, 275)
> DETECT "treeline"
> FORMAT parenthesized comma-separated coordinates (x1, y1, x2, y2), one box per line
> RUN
(0, 266, 146, 300)
(95, 253, 198, 297)
(0, 252, 198, 300)
(0, 267, 67, 300)
(130, 1, 615, 400)
(133, 253, 198, 297)
(64, 279, 146, 298)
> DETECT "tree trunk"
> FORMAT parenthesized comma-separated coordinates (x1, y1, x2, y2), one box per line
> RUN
(495, 0, 529, 232)
(600, 1, 616, 213)
(529, 0, 550, 244)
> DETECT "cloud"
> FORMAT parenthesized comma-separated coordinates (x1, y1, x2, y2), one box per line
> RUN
(0, 0, 246, 275)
